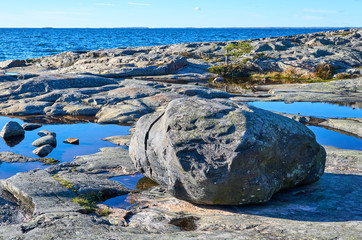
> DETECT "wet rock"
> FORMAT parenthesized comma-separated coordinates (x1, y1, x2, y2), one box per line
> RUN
(130, 97, 326, 205)
(63, 138, 79, 145)
(0, 169, 82, 216)
(318, 118, 362, 138)
(0, 121, 25, 139)
(32, 135, 57, 147)
(38, 129, 56, 137)
(33, 144, 54, 157)
(22, 123, 42, 131)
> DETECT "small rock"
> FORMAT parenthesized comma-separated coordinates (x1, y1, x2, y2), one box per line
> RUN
(38, 129, 56, 137)
(63, 138, 79, 145)
(33, 144, 54, 157)
(0, 121, 25, 139)
(32, 135, 57, 147)
(22, 123, 42, 131)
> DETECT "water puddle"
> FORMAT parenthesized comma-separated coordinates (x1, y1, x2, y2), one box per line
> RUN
(308, 126, 362, 150)
(102, 194, 135, 210)
(248, 102, 362, 119)
(0, 162, 46, 179)
(104, 175, 159, 209)
(110, 173, 145, 190)
(0, 116, 130, 179)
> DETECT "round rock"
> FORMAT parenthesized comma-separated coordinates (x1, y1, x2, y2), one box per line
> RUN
(129, 97, 326, 205)
(32, 135, 57, 147)
(0, 121, 25, 139)
(33, 144, 54, 157)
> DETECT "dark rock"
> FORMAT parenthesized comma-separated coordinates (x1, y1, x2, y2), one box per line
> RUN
(63, 138, 79, 145)
(22, 123, 42, 131)
(32, 135, 57, 147)
(0, 121, 25, 139)
(33, 144, 54, 157)
(2, 135, 24, 147)
(129, 97, 326, 205)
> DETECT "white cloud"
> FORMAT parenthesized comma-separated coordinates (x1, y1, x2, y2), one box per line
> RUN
(194, 6, 201, 11)
(95, 3, 115, 6)
(303, 8, 339, 14)
(128, 2, 151, 6)
(303, 15, 324, 21)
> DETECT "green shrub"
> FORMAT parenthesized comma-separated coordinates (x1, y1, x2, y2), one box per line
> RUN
(225, 41, 254, 58)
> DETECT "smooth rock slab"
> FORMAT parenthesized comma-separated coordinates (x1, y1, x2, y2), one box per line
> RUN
(0, 169, 82, 216)
(0, 121, 25, 139)
(130, 97, 326, 205)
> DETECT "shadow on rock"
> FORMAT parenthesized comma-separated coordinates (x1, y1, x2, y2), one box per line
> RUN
(196, 173, 361, 222)
(2, 135, 25, 147)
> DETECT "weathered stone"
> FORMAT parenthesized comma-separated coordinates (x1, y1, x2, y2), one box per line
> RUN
(0, 152, 37, 163)
(0, 121, 25, 139)
(32, 135, 57, 147)
(32, 144, 54, 157)
(22, 123, 42, 131)
(0, 169, 82, 216)
(130, 97, 326, 205)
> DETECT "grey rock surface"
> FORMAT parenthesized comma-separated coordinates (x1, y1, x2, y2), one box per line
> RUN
(0, 169, 82, 216)
(32, 144, 54, 157)
(73, 147, 137, 175)
(0, 152, 38, 163)
(0, 121, 25, 139)
(130, 97, 326, 205)
(32, 135, 57, 147)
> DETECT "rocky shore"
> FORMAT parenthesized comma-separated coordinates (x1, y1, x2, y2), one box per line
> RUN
(0, 29, 360, 239)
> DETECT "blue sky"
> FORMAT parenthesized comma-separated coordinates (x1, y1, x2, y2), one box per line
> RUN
(1, 0, 361, 28)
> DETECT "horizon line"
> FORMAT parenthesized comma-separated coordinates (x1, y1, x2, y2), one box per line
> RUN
(0, 26, 360, 29)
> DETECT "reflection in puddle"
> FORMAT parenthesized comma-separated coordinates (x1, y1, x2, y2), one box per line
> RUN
(104, 175, 159, 209)
(248, 101, 362, 119)
(0, 116, 130, 179)
(110, 173, 145, 190)
(0, 162, 46, 179)
(102, 194, 134, 210)
(308, 126, 362, 150)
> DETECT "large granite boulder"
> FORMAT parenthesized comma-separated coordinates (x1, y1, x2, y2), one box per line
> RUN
(129, 97, 326, 205)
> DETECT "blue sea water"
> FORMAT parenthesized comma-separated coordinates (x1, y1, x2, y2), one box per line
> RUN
(0, 27, 345, 61)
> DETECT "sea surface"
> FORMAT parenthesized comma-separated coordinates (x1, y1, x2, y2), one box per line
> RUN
(0, 27, 346, 61)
